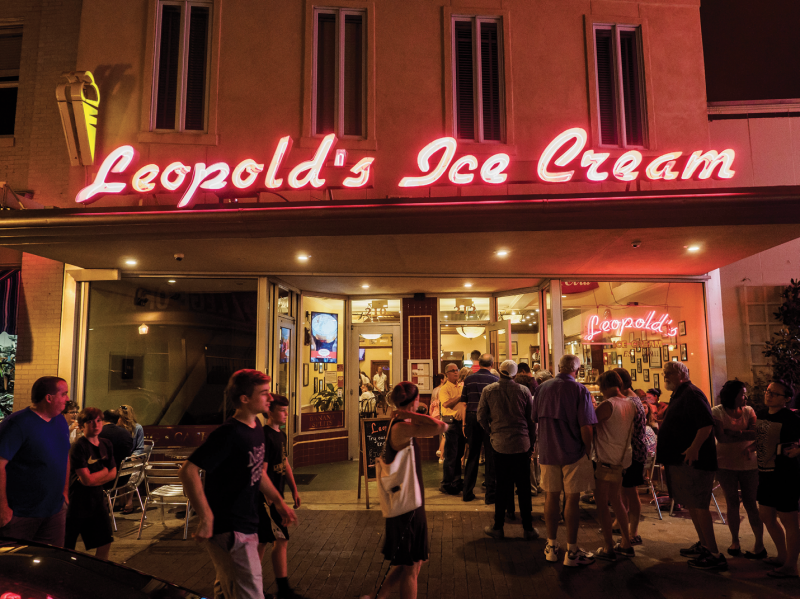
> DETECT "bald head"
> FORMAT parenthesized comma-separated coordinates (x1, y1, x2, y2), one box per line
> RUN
(479, 353, 494, 368)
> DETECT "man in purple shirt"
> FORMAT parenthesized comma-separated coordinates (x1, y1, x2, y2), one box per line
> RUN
(532, 355, 597, 567)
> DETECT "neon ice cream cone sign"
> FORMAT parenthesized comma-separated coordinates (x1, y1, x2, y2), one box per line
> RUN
(75, 127, 736, 208)
(584, 311, 678, 341)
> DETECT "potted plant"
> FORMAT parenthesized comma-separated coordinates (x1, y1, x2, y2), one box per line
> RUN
(310, 383, 343, 412)
(761, 278, 800, 402)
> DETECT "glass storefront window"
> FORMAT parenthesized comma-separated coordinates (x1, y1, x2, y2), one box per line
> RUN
(277, 287, 292, 315)
(300, 296, 345, 431)
(496, 293, 541, 368)
(439, 297, 490, 322)
(562, 281, 710, 402)
(358, 332, 393, 417)
(352, 298, 401, 323)
(84, 278, 258, 426)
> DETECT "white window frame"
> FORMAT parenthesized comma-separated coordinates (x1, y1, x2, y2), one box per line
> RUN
(593, 23, 647, 149)
(151, 0, 213, 133)
(312, 7, 367, 139)
(451, 15, 505, 144)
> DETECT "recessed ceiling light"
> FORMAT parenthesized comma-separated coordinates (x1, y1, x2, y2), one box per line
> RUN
(496, 250, 509, 257)
(125, 259, 137, 266)
(686, 245, 700, 252)
(168, 280, 176, 284)
(562, 295, 567, 298)
(361, 284, 369, 289)
(297, 255, 310, 261)
(529, 323, 533, 327)
(464, 283, 472, 288)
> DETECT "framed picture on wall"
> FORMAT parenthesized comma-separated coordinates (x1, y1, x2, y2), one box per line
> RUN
(637, 358, 642, 373)
(303, 364, 309, 387)
(672, 356, 679, 362)
(630, 349, 635, 363)
(680, 343, 688, 361)
(662, 345, 670, 363)
(654, 373, 660, 390)
(643, 349, 649, 363)
(313, 378, 318, 393)
(649, 347, 661, 369)
(511, 341, 518, 355)
(679, 321, 686, 336)
(617, 355, 623, 366)
(520, 358, 529, 365)
(631, 369, 637, 382)
(629, 332, 635, 342)
(643, 369, 650, 382)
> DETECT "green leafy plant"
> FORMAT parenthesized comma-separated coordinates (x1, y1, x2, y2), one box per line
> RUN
(310, 383, 343, 412)
(760, 278, 800, 399)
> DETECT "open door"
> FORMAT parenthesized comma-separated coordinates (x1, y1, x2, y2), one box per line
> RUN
(486, 319, 512, 364)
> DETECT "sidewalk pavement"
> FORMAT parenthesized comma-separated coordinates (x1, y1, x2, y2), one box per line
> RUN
(101, 460, 799, 598)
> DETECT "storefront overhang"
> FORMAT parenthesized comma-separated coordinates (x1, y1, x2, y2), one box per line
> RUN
(1, 186, 800, 295)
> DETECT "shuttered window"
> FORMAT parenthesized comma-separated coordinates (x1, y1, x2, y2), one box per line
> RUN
(313, 8, 365, 138)
(153, 1, 211, 132)
(594, 25, 645, 147)
(453, 17, 504, 143)
(0, 28, 22, 136)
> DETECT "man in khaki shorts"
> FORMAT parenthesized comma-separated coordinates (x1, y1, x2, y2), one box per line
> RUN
(532, 355, 598, 567)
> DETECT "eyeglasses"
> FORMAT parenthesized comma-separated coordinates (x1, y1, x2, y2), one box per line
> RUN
(446, 369, 458, 374)
(765, 390, 788, 398)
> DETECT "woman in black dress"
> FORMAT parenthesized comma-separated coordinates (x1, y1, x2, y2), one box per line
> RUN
(363, 381, 446, 599)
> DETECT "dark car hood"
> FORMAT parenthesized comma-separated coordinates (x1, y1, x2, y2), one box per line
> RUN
(0, 537, 205, 599)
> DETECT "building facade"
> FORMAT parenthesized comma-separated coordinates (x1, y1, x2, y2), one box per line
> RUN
(1, 0, 799, 466)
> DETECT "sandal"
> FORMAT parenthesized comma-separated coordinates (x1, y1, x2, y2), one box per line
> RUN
(727, 546, 742, 557)
(629, 535, 642, 546)
(614, 542, 635, 558)
(595, 547, 617, 561)
(744, 549, 767, 560)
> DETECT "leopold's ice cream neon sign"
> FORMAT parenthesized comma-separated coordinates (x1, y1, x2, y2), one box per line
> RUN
(584, 311, 679, 342)
(75, 127, 736, 208)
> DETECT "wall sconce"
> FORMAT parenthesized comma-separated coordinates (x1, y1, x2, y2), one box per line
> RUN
(138, 323, 149, 335)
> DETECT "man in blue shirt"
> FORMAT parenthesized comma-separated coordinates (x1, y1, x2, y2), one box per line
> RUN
(460, 353, 499, 503)
(0, 376, 71, 546)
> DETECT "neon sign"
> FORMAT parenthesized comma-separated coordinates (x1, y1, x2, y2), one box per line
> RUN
(584, 311, 679, 341)
(75, 128, 736, 208)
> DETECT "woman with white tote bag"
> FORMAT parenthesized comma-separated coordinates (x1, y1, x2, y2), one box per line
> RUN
(362, 381, 447, 599)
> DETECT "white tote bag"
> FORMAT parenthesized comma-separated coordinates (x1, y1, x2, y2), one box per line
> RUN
(376, 442, 422, 519)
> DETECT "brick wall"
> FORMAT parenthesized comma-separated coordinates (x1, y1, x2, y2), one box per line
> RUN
(14, 253, 64, 411)
(292, 430, 349, 468)
(0, 0, 82, 206)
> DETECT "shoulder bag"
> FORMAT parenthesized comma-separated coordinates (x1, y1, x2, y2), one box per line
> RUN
(376, 422, 422, 518)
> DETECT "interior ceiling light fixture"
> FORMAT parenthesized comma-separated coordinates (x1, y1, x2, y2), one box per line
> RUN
(125, 259, 137, 265)
(456, 325, 485, 339)
(361, 284, 369, 289)
(361, 333, 381, 340)
(167, 279, 176, 284)
(138, 323, 148, 335)
(297, 255, 310, 261)
(464, 283, 473, 288)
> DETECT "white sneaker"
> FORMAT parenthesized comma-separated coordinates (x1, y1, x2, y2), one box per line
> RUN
(544, 541, 560, 562)
(564, 548, 595, 567)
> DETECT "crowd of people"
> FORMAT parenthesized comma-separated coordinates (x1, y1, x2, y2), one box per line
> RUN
(1, 360, 798, 599)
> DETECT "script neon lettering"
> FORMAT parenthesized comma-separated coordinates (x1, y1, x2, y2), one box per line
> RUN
(75, 145, 135, 203)
(398, 137, 457, 187)
(131, 164, 160, 193)
(288, 133, 336, 189)
(580, 150, 610, 181)
(612, 151, 642, 181)
(480, 153, 509, 184)
(584, 311, 678, 341)
(178, 162, 230, 208)
(448, 155, 478, 184)
(680, 149, 736, 180)
(265, 136, 292, 188)
(161, 162, 191, 191)
(537, 127, 587, 183)
(645, 152, 682, 180)
(232, 159, 264, 189)
(342, 157, 375, 188)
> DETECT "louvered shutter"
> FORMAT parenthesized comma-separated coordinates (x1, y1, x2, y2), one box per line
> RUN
(315, 13, 336, 135)
(595, 28, 618, 146)
(619, 30, 643, 146)
(155, 5, 181, 130)
(343, 14, 363, 137)
(454, 20, 475, 141)
(480, 21, 501, 141)
(184, 6, 209, 131)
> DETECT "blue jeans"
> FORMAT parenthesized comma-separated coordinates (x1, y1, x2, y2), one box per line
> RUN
(441, 420, 465, 491)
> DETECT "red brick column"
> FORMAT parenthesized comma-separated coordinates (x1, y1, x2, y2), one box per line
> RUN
(13, 253, 64, 411)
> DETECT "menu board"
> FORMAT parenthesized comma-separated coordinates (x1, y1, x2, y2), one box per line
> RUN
(361, 417, 391, 480)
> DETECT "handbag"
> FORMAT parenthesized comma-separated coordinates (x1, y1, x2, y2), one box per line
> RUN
(376, 433, 422, 518)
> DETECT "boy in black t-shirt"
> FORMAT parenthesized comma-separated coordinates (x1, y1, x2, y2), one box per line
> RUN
(180, 370, 297, 599)
(65, 407, 117, 560)
(755, 379, 800, 579)
(257, 394, 303, 599)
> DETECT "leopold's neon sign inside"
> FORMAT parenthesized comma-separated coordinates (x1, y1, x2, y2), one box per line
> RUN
(76, 127, 736, 208)
(584, 311, 679, 341)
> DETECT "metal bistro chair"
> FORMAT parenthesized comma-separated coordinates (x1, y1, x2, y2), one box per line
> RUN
(643, 451, 663, 520)
(137, 462, 195, 540)
(103, 453, 148, 531)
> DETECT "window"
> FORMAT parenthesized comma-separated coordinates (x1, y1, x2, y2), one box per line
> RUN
(313, 8, 365, 138)
(0, 28, 22, 136)
(153, 1, 211, 132)
(594, 25, 645, 147)
(452, 17, 504, 143)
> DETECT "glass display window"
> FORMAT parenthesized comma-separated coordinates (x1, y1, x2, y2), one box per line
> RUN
(496, 292, 542, 368)
(352, 298, 401, 323)
(439, 297, 490, 322)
